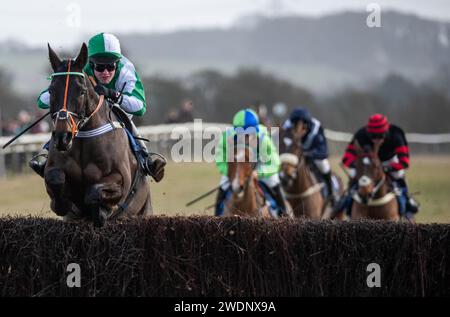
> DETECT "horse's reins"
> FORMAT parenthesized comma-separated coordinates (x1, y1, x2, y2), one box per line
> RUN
(354, 156, 395, 206)
(50, 60, 105, 139)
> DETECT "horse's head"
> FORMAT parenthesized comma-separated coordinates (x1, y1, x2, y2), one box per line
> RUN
(47, 43, 96, 152)
(354, 142, 385, 202)
(228, 143, 257, 198)
(279, 127, 305, 187)
(279, 152, 299, 188)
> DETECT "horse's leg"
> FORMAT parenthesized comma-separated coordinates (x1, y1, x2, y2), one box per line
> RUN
(374, 201, 400, 221)
(289, 198, 303, 218)
(85, 177, 123, 227)
(284, 200, 294, 218)
(351, 204, 364, 220)
(127, 175, 152, 218)
(301, 194, 322, 219)
(85, 184, 107, 227)
(390, 200, 401, 221)
(138, 190, 152, 217)
(312, 197, 323, 219)
(63, 204, 84, 222)
(335, 210, 346, 221)
(45, 167, 73, 216)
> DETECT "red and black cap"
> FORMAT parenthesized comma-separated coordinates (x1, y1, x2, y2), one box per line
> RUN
(367, 114, 390, 135)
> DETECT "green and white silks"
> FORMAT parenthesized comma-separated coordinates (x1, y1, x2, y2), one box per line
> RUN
(37, 56, 147, 117)
(215, 125, 281, 179)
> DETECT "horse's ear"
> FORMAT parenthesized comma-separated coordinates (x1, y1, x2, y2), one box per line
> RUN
(74, 43, 88, 70)
(48, 43, 61, 72)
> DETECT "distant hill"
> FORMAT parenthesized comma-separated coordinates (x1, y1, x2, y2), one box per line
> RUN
(2, 10, 450, 94)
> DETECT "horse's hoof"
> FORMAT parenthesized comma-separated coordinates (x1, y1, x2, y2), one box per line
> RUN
(51, 200, 69, 217)
(93, 210, 107, 227)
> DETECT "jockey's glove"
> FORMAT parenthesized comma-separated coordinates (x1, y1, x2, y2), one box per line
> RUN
(383, 165, 394, 174)
(94, 84, 122, 104)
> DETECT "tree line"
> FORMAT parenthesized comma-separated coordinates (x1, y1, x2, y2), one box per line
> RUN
(1, 66, 450, 135)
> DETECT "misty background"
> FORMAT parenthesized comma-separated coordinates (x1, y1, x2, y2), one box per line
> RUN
(1, 0, 450, 135)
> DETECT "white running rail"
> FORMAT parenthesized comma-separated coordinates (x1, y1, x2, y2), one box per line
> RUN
(1, 122, 450, 154)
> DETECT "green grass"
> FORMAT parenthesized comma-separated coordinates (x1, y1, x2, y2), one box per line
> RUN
(0, 156, 449, 223)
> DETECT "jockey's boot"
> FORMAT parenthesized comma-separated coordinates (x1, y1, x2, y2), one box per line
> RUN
(393, 178, 419, 216)
(323, 172, 338, 208)
(406, 196, 420, 214)
(137, 138, 166, 182)
(271, 184, 288, 217)
(29, 148, 48, 178)
(331, 197, 345, 219)
(129, 121, 166, 182)
(215, 187, 228, 216)
(331, 182, 357, 219)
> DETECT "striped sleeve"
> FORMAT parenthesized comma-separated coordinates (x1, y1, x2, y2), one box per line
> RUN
(342, 141, 357, 167)
(116, 58, 147, 116)
(390, 145, 410, 171)
(257, 131, 281, 178)
(37, 90, 50, 109)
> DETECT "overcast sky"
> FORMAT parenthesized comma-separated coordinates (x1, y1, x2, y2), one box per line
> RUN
(2, 0, 450, 48)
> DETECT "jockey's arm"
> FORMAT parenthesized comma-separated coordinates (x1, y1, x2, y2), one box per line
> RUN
(341, 136, 358, 179)
(388, 133, 410, 172)
(342, 137, 357, 168)
(257, 134, 280, 178)
(115, 64, 147, 116)
(215, 131, 229, 176)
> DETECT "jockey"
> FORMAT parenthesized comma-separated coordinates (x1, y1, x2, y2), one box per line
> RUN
(335, 113, 419, 219)
(214, 109, 287, 217)
(282, 107, 339, 206)
(29, 33, 165, 181)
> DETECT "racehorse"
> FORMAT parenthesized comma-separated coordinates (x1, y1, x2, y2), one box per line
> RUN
(350, 142, 399, 220)
(279, 136, 344, 219)
(223, 144, 271, 217)
(44, 43, 151, 227)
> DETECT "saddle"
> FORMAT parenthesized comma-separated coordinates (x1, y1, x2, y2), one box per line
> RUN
(108, 103, 166, 182)
(109, 103, 136, 137)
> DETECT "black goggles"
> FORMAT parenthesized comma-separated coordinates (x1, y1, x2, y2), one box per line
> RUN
(91, 62, 116, 72)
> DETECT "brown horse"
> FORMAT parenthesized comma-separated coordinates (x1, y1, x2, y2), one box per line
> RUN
(350, 143, 399, 220)
(223, 145, 271, 217)
(44, 43, 151, 227)
(280, 136, 343, 219)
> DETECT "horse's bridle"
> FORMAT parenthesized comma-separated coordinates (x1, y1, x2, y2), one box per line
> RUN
(280, 151, 325, 200)
(357, 155, 386, 201)
(231, 144, 258, 193)
(50, 60, 104, 140)
(281, 139, 305, 181)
